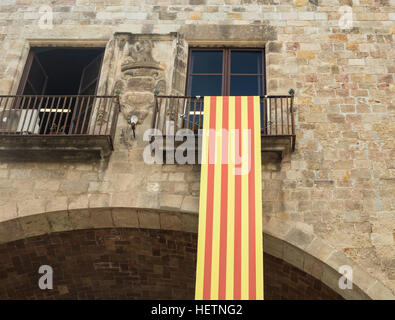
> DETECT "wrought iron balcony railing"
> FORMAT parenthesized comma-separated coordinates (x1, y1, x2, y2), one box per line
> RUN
(153, 95, 295, 152)
(0, 95, 119, 136)
(0, 95, 120, 159)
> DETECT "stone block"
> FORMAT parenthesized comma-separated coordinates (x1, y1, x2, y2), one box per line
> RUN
(189, 13, 200, 20)
(160, 193, 183, 210)
(160, 212, 181, 231)
(168, 172, 184, 182)
(181, 196, 199, 213)
(329, 34, 347, 42)
(367, 281, 395, 300)
(112, 208, 139, 228)
(69, 209, 94, 230)
(138, 210, 160, 229)
(283, 243, 305, 270)
(294, 0, 307, 6)
(263, 233, 284, 259)
(18, 199, 47, 217)
(68, 194, 89, 211)
(90, 208, 114, 228)
(0, 219, 24, 244)
(110, 193, 137, 208)
(0, 202, 17, 223)
(285, 227, 315, 250)
(370, 233, 394, 246)
(263, 218, 293, 240)
(303, 254, 324, 280)
(19, 214, 50, 238)
(46, 196, 68, 213)
(46, 210, 73, 233)
(89, 193, 111, 208)
(180, 212, 198, 233)
(306, 237, 336, 263)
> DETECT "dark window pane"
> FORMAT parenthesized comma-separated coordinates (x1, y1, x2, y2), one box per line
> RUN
(79, 54, 102, 93)
(28, 58, 47, 94)
(188, 75, 222, 96)
(190, 51, 223, 74)
(23, 81, 36, 95)
(230, 75, 263, 96)
(231, 51, 262, 74)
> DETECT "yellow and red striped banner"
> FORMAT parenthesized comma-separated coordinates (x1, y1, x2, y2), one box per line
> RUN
(195, 96, 263, 300)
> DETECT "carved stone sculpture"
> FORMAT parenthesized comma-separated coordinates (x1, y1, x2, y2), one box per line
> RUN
(115, 38, 166, 124)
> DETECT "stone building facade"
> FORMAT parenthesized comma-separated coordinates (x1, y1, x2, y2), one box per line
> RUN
(0, 0, 394, 299)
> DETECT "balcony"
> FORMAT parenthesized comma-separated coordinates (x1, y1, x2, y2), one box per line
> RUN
(152, 95, 295, 160)
(0, 95, 119, 160)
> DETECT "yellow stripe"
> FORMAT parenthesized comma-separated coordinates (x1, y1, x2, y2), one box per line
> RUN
(240, 96, 249, 299)
(210, 96, 223, 299)
(195, 96, 211, 300)
(226, 97, 235, 299)
(253, 96, 264, 300)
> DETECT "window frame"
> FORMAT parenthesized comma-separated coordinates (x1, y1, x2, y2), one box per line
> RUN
(16, 46, 105, 97)
(185, 47, 266, 97)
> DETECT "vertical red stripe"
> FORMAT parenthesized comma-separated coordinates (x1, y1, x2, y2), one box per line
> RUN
(203, 96, 217, 299)
(218, 97, 229, 299)
(247, 96, 257, 299)
(234, 96, 242, 299)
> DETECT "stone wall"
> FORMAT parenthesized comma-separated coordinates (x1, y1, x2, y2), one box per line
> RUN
(0, 0, 394, 298)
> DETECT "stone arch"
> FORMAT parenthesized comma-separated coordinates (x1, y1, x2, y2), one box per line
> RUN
(0, 207, 393, 300)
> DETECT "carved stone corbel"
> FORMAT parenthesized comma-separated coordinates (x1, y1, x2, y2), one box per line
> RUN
(114, 35, 166, 125)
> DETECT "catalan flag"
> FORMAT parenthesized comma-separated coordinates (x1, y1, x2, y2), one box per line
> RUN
(195, 96, 263, 300)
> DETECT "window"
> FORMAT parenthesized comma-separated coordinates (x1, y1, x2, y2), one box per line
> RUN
(184, 48, 265, 131)
(186, 48, 265, 96)
(14, 47, 104, 134)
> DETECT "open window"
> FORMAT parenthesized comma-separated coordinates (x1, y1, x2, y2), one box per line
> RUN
(14, 47, 104, 134)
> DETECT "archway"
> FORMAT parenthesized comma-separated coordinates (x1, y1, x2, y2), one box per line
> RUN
(0, 207, 392, 299)
(0, 228, 342, 300)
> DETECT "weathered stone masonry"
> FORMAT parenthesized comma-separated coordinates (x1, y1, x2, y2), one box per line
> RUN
(0, 0, 394, 299)
(0, 228, 343, 300)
